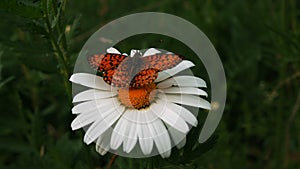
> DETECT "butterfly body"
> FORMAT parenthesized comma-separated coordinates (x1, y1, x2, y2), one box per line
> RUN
(88, 51, 183, 88)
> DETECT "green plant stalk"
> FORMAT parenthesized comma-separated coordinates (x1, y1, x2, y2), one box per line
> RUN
(50, 38, 71, 101)
(43, 0, 71, 101)
(51, 0, 68, 53)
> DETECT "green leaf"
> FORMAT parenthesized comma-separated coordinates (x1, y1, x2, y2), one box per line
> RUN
(0, 49, 14, 88)
(47, 133, 83, 169)
(1, 40, 57, 73)
(20, 20, 48, 35)
(29, 111, 46, 149)
(0, 76, 14, 89)
(50, 11, 59, 29)
(57, 32, 64, 44)
(0, 0, 43, 18)
(50, 1, 62, 29)
(66, 14, 81, 40)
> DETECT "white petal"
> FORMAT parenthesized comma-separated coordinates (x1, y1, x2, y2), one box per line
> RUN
(176, 137, 186, 149)
(143, 48, 161, 57)
(157, 76, 206, 89)
(130, 49, 140, 57)
(73, 89, 117, 103)
(165, 102, 198, 126)
(106, 47, 121, 54)
(138, 112, 153, 155)
(147, 109, 171, 158)
(96, 129, 112, 155)
(110, 112, 129, 150)
(72, 98, 118, 114)
(155, 60, 194, 82)
(72, 100, 96, 114)
(123, 110, 138, 153)
(168, 126, 186, 149)
(160, 150, 171, 158)
(71, 110, 98, 130)
(122, 53, 128, 56)
(71, 100, 121, 130)
(70, 73, 112, 90)
(151, 101, 189, 134)
(159, 94, 211, 110)
(84, 104, 125, 144)
(160, 87, 208, 97)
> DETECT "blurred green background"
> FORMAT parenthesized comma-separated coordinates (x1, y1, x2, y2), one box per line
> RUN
(0, 0, 299, 169)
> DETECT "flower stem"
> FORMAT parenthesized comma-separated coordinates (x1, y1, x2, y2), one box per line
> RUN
(150, 157, 154, 169)
(106, 154, 118, 169)
(129, 158, 133, 169)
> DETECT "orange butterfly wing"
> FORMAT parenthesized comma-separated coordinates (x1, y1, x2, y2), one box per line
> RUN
(88, 53, 127, 72)
(111, 56, 142, 88)
(88, 52, 183, 88)
(88, 53, 128, 86)
(141, 54, 183, 71)
(131, 68, 159, 88)
(129, 54, 183, 87)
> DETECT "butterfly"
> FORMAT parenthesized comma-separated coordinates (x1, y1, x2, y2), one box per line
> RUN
(88, 51, 183, 88)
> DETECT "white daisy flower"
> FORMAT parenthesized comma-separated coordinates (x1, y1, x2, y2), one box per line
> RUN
(70, 47, 211, 158)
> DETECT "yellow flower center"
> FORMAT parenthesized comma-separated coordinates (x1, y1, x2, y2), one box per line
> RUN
(118, 83, 157, 109)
